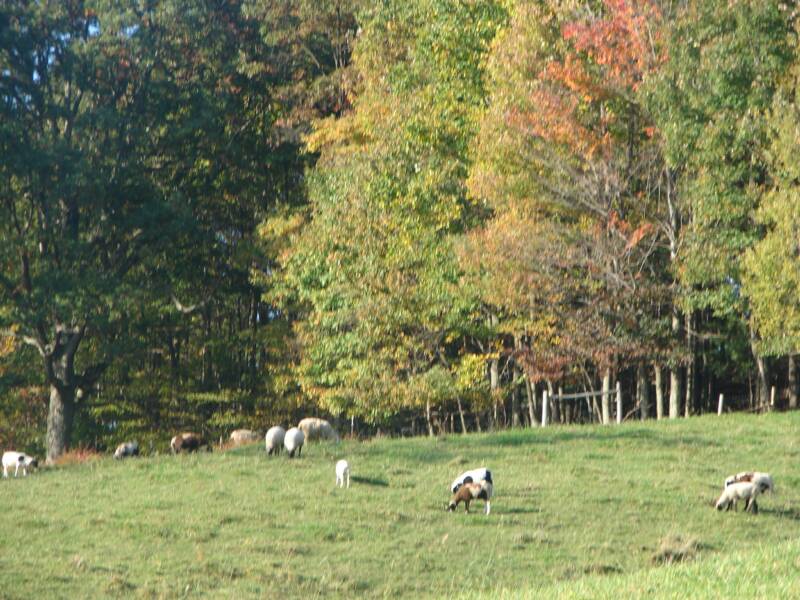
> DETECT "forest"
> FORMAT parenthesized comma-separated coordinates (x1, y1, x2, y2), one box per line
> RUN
(2, 0, 800, 462)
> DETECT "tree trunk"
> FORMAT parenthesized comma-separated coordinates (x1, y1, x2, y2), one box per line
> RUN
(685, 311, 695, 417)
(525, 377, 538, 426)
(602, 368, 611, 425)
(637, 364, 649, 420)
(654, 364, 664, 420)
(490, 358, 499, 430)
(457, 398, 467, 434)
(426, 400, 434, 437)
(750, 324, 770, 410)
(789, 355, 798, 410)
(47, 384, 76, 463)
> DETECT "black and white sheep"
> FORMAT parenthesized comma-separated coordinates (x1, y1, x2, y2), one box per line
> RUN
(297, 417, 340, 442)
(2, 451, 38, 478)
(447, 480, 493, 514)
(265, 426, 286, 456)
(450, 467, 493, 493)
(113, 442, 139, 459)
(284, 427, 305, 458)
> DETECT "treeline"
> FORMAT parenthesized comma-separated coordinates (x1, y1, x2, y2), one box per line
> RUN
(2, 0, 799, 459)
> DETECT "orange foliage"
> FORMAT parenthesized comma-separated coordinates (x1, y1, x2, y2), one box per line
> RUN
(52, 447, 103, 467)
(525, 0, 664, 160)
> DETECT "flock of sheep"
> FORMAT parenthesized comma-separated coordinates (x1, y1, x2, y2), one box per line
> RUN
(0, 420, 776, 517)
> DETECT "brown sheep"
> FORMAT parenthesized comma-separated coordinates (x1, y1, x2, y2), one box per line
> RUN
(447, 480, 493, 514)
(170, 432, 210, 454)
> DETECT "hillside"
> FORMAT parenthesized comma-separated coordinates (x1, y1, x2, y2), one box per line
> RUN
(1, 413, 798, 599)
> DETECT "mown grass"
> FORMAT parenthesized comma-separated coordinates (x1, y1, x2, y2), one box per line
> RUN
(1, 412, 798, 599)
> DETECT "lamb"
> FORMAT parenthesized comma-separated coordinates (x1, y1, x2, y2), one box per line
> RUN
(335, 459, 350, 488)
(447, 480, 493, 514)
(265, 426, 286, 456)
(230, 429, 260, 445)
(170, 432, 209, 454)
(723, 471, 774, 513)
(715, 480, 762, 513)
(297, 417, 340, 442)
(284, 427, 305, 458)
(2, 451, 38, 478)
(451, 467, 493, 493)
(113, 442, 139, 459)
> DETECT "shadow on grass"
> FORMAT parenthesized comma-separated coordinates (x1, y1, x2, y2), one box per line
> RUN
(351, 475, 389, 487)
(763, 507, 800, 521)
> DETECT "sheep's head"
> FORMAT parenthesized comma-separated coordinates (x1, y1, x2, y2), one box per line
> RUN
(446, 501, 457, 512)
(29, 458, 38, 470)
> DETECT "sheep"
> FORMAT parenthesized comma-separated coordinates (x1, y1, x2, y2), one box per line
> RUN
(716, 480, 761, 513)
(265, 426, 286, 456)
(230, 429, 260, 445)
(451, 467, 493, 494)
(723, 471, 774, 513)
(2, 451, 38, 478)
(336, 459, 350, 488)
(113, 442, 139, 460)
(284, 427, 305, 458)
(297, 417, 340, 442)
(170, 432, 209, 454)
(447, 480, 493, 514)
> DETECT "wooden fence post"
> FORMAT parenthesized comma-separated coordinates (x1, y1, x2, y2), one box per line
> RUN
(717, 393, 724, 416)
(770, 386, 776, 409)
(542, 390, 549, 427)
(616, 382, 622, 424)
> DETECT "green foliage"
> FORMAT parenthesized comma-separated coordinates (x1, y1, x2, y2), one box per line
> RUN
(279, 0, 507, 420)
(743, 29, 800, 356)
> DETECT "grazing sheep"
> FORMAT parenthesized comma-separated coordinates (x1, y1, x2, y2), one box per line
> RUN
(716, 481, 761, 513)
(284, 427, 305, 458)
(451, 467, 493, 493)
(113, 442, 139, 460)
(723, 471, 774, 513)
(2, 451, 38, 478)
(230, 429, 260, 445)
(297, 417, 340, 442)
(447, 480, 493, 514)
(336, 459, 350, 488)
(170, 432, 209, 454)
(265, 426, 286, 456)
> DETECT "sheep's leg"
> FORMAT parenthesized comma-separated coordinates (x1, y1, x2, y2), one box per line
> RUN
(2, 466, 7, 478)
(14, 464, 20, 478)
(485, 501, 491, 515)
(464, 500, 470, 514)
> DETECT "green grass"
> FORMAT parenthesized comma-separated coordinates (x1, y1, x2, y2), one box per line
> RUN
(1, 412, 799, 599)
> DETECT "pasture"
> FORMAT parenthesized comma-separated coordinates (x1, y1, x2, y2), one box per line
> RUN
(1, 412, 799, 599)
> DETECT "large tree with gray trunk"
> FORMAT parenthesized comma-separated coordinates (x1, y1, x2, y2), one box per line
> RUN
(0, 1, 200, 462)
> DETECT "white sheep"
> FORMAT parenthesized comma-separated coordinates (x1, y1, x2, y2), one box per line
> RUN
(447, 480, 493, 514)
(723, 471, 774, 513)
(451, 467, 493, 493)
(336, 459, 350, 488)
(230, 429, 260, 445)
(265, 426, 286, 456)
(284, 427, 305, 458)
(715, 481, 761, 513)
(297, 417, 340, 442)
(113, 442, 139, 459)
(2, 451, 38, 478)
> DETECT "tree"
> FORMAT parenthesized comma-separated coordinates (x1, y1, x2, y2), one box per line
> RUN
(655, 0, 795, 409)
(277, 0, 507, 425)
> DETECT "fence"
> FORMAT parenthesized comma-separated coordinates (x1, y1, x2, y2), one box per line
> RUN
(541, 383, 621, 427)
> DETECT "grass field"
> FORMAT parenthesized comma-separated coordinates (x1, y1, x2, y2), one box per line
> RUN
(1, 412, 799, 599)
